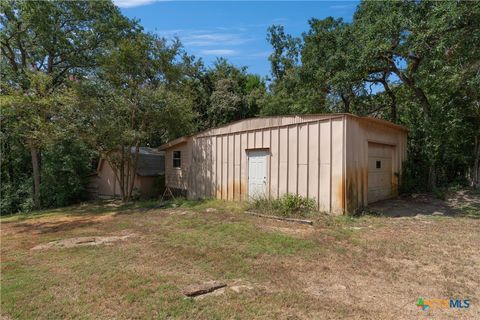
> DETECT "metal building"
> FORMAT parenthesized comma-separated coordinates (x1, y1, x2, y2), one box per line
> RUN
(159, 114, 407, 214)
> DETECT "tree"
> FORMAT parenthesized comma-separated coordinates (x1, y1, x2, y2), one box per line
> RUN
(78, 33, 196, 201)
(301, 17, 363, 113)
(353, 1, 480, 188)
(209, 78, 247, 126)
(194, 58, 266, 127)
(0, 0, 136, 208)
(264, 1, 480, 190)
(267, 25, 301, 82)
(263, 25, 328, 115)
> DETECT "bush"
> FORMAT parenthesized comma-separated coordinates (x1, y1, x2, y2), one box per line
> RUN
(249, 193, 317, 218)
(40, 138, 97, 209)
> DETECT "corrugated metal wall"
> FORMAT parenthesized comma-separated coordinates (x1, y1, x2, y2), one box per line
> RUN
(345, 117, 407, 213)
(162, 114, 408, 214)
(187, 116, 347, 214)
(165, 142, 189, 190)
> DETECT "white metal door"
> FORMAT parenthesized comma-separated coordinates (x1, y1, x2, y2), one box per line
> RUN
(367, 143, 393, 203)
(248, 150, 268, 198)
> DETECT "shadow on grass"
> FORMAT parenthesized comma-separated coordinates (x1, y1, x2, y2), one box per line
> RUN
(5, 218, 101, 235)
(362, 189, 480, 219)
(1, 197, 247, 223)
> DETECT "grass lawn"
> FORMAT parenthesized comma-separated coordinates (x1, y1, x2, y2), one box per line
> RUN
(1, 199, 479, 319)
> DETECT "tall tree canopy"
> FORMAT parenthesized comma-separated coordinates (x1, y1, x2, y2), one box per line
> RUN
(1, 0, 478, 214)
(1, 0, 138, 210)
(264, 0, 480, 190)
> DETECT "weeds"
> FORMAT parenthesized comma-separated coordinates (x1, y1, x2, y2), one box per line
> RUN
(248, 194, 317, 218)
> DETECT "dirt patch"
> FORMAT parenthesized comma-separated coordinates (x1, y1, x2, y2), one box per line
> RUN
(2, 195, 479, 319)
(31, 233, 136, 250)
(261, 225, 315, 237)
(367, 189, 480, 217)
(252, 216, 316, 237)
(2, 214, 114, 236)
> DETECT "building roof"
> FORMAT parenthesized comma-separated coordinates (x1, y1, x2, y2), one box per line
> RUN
(158, 137, 189, 151)
(135, 148, 165, 176)
(159, 113, 408, 150)
(95, 147, 165, 177)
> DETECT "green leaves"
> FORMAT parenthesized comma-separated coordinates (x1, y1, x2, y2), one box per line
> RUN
(263, 1, 480, 189)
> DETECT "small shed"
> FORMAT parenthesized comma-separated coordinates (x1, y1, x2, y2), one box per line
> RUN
(159, 114, 407, 214)
(88, 147, 165, 199)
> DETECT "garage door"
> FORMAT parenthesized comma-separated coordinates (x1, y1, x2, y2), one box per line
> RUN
(368, 143, 393, 204)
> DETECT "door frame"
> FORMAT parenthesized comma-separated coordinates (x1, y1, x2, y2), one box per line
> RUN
(366, 141, 395, 204)
(246, 148, 270, 199)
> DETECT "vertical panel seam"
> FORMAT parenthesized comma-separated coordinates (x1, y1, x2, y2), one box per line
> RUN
(228, 135, 231, 200)
(296, 125, 299, 195)
(277, 126, 280, 198)
(209, 137, 211, 198)
(269, 129, 272, 199)
(246, 133, 249, 197)
(221, 135, 224, 200)
(306, 124, 310, 198)
(343, 116, 346, 214)
(329, 118, 332, 213)
(286, 126, 289, 193)
(317, 120, 321, 210)
(239, 133, 242, 201)
(215, 137, 217, 199)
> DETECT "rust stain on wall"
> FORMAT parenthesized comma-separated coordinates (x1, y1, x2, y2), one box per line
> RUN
(335, 177, 346, 213)
(346, 176, 356, 214)
(346, 165, 368, 214)
(162, 114, 407, 215)
(232, 181, 245, 201)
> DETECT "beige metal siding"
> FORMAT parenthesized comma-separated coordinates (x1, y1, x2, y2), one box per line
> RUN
(92, 160, 149, 198)
(162, 114, 407, 215)
(96, 160, 120, 197)
(183, 116, 346, 214)
(345, 116, 407, 212)
(165, 142, 189, 190)
(367, 143, 393, 203)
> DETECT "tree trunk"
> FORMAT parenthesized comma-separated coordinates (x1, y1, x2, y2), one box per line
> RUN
(340, 93, 350, 113)
(127, 144, 141, 201)
(389, 60, 431, 114)
(120, 148, 126, 201)
(473, 136, 480, 189)
(380, 79, 397, 123)
(428, 163, 436, 191)
(125, 146, 132, 202)
(412, 86, 431, 115)
(30, 145, 41, 209)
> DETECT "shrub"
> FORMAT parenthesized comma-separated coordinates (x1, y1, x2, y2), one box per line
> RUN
(40, 138, 97, 209)
(249, 193, 317, 217)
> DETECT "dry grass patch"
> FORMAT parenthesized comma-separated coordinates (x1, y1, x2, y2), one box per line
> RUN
(1, 198, 479, 319)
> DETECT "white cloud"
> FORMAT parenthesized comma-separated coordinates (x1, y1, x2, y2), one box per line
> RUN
(114, 0, 159, 8)
(199, 49, 238, 56)
(184, 33, 252, 47)
(156, 29, 253, 47)
(329, 4, 356, 9)
(155, 29, 184, 37)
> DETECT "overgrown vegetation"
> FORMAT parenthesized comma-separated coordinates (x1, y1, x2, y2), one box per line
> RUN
(249, 194, 317, 218)
(1, 1, 479, 214)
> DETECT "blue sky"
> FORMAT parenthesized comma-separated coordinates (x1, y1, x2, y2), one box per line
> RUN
(115, 1, 359, 77)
